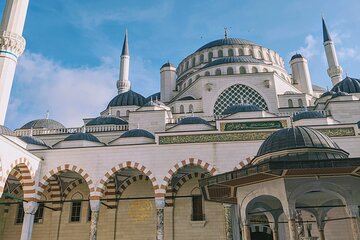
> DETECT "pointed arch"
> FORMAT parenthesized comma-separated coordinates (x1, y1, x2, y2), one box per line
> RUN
(96, 161, 159, 198)
(234, 157, 253, 170)
(37, 164, 95, 200)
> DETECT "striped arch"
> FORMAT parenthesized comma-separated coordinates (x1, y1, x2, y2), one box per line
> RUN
(63, 178, 83, 199)
(103, 177, 117, 208)
(37, 164, 95, 200)
(118, 175, 150, 197)
(47, 176, 62, 210)
(96, 161, 159, 198)
(234, 157, 253, 170)
(161, 158, 218, 197)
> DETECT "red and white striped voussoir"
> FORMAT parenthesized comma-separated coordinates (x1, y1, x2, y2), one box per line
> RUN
(118, 175, 150, 197)
(96, 162, 158, 196)
(6, 158, 35, 178)
(172, 172, 206, 194)
(63, 178, 83, 199)
(234, 157, 253, 170)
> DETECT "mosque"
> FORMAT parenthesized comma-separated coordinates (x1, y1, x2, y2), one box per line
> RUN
(0, 1, 359, 240)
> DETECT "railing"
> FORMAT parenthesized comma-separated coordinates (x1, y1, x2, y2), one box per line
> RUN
(15, 125, 129, 137)
(275, 110, 331, 117)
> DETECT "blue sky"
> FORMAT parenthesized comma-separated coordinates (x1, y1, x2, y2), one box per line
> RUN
(2, 0, 360, 129)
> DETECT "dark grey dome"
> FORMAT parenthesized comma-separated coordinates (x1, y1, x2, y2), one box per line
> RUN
(222, 104, 262, 115)
(320, 91, 336, 98)
(64, 133, 101, 143)
(161, 62, 175, 69)
(178, 96, 195, 101)
(144, 100, 166, 107)
(312, 84, 326, 92)
(293, 111, 326, 122)
(331, 91, 350, 99)
(120, 129, 155, 139)
(20, 136, 48, 147)
(87, 116, 127, 126)
(203, 56, 263, 69)
(108, 90, 146, 108)
(255, 127, 348, 162)
(145, 92, 161, 102)
(20, 119, 65, 130)
(196, 38, 258, 52)
(0, 125, 15, 136)
(290, 53, 304, 61)
(178, 117, 210, 125)
(284, 91, 299, 95)
(331, 76, 360, 93)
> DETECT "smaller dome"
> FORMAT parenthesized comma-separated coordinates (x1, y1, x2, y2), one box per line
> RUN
(108, 90, 146, 108)
(0, 125, 15, 136)
(331, 76, 360, 93)
(64, 133, 101, 143)
(20, 136, 48, 147)
(146, 92, 161, 102)
(293, 111, 326, 122)
(284, 91, 299, 95)
(331, 91, 350, 99)
(320, 91, 336, 98)
(144, 100, 166, 107)
(222, 104, 262, 115)
(178, 117, 210, 125)
(86, 116, 127, 126)
(178, 96, 195, 101)
(120, 129, 155, 139)
(20, 119, 65, 130)
(290, 53, 304, 61)
(161, 62, 175, 69)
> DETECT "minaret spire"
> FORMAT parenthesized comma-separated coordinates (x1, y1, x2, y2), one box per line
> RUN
(0, 0, 29, 124)
(117, 30, 131, 94)
(322, 17, 343, 86)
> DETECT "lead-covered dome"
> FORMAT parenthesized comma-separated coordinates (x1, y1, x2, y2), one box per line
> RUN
(64, 132, 101, 143)
(222, 104, 262, 115)
(20, 119, 65, 129)
(196, 38, 258, 53)
(177, 117, 210, 125)
(203, 56, 263, 69)
(86, 116, 127, 126)
(20, 136, 48, 147)
(0, 125, 15, 136)
(120, 129, 155, 139)
(331, 76, 360, 93)
(108, 90, 146, 108)
(254, 127, 348, 163)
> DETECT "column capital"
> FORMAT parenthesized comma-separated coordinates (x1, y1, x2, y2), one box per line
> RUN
(0, 30, 26, 58)
(223, 203, 233, 208)
(155, 198, 165, 209)
(23, 201, 38, 215)
(90, 199, 101, 212)
(346, 205, 360, 218)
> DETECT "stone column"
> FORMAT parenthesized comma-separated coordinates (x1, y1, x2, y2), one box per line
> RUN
(223, 204, 233, 240)
(242, 224, 251, 240)
(272, 228, 279, 240)
(20, 201, 38, 240)
(155, 198, 165, 240)
(318, 229, 325, 240)
(89, 199, 101, 240)
(346, 205, 360, 240)
(288, 218, 298, 240)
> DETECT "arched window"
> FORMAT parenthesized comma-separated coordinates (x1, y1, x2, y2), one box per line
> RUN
(116, 110, 120, 117)
(180, 64, 184, 73)
(238, 48, 244, 55)
(189, 104, 194, 113)
(298, 99, 303, 107)
(227, 67, 234, 75)
(195, 75, 200, 79)
(208, 52, 213, 62)
(188, 79, 193, 85)
(267, 52, 272, 61)
(178, 84, 182, 91)
(288, 99, 294, 108)
(228, 49, 234, 57)
(251, 67, 258, 73)
(205, 71, 210, 76)
(192, 57, 196, 67)
(239, 66, 247, 74)
(263, 68, 269, 72)
(258, 50, 263, 59)
(200, 54, 204, 63)
(281, 73, 286, 79)
(248, 49, 253, 57)
(183, 82, 187, 89)
(185, 61, 189, 70)
(180, 105, 185, 113)
(126, 110, 130, 116)
(218, 50, 223, 57)
(215, 69, 222, 76)
(171, 107, 174, 113)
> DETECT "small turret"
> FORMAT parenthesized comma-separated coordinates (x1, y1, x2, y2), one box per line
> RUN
(290, 54, 313, 95)
(160, 62, 177, 103)
(322, 18, 343, 86)
(117, 30, 131, 94)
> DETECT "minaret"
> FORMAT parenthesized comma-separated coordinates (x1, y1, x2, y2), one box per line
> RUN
(116, 30, 131, 94)
(322, 18, 343, 86)
(0, 0, 28, 125)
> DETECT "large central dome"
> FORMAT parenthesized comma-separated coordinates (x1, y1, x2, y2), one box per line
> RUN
(196, 38, 258, 53)
(107, 90, 146, 108)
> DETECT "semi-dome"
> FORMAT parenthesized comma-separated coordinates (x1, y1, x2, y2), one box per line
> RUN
(331, 91, 350, 99)
(203, 56, 263, 69)
(290, 53, 304, 61)
(320, 91, 336, 98)
(120, 129, 155, 139)
(19, 136, 48, 147)
(177, 117, 210, 125)
(331, 76, 360, 93)
(108, 90, 146, 108)
(161, 62, 175, 69)
(196, 38, 258, 53)
(292, 111, 326, 122)
(222, 104, 262, 115)
(284, 91, 299, 95)
(144, 100, 166, 107)
(86, 116, 127, 126)
(0, 125, 15, 136)
(64, 132, 101, 143)
(20, 119, 65, 130)
(254, 127, 348, 163)
(178, 96, 195, 101)
(146, 92, 161, 103)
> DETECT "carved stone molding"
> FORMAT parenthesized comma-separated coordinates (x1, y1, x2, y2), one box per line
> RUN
(0, 30, 26, 58)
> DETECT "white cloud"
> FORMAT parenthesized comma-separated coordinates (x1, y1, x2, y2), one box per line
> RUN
(292, 34, 320, 60)
(338, 47, 360, 61)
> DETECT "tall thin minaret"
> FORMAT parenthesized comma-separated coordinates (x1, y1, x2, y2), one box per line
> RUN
(116, 30, 131, 94)
(0, 0, 29, 125)
(322, 18, 343, 86)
